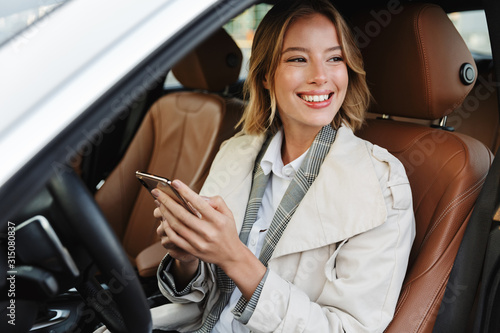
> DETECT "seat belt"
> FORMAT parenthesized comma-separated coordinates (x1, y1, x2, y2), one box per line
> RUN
(433, 0, 500, 331)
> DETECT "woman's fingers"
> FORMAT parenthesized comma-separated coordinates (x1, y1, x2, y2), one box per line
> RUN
(152, 183, 210, 236)
(153, 206, 163, 219)
(151, 180, 241, 266)
(152, 189, 204, 252)
(167, 180, 227, 223)
(156, 214, 198, 262)
(203, 195, 234, 219)
(152, 187, 203, 264)
(162, 219, 191, 251)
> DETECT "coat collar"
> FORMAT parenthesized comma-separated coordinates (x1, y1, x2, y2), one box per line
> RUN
(201, 126, 388, 260)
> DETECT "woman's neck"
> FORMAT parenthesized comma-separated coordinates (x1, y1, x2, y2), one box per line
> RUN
(281, 127, 320, 165)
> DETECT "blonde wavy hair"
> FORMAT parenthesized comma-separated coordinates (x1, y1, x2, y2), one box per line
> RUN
(237, 0, 370, 135)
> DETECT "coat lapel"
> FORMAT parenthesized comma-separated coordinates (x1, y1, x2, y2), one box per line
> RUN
(200, 133, 265, 234)
(271, 126, 388, 259)
(200, 126, 388, 260)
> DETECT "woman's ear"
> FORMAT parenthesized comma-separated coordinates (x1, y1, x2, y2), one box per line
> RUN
(263, 75, 270, 90)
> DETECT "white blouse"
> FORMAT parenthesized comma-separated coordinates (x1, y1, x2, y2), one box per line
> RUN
(212, 129, 308, 333)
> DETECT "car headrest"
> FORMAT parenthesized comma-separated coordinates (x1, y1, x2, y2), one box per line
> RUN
(172, 28, 242, 92)
(355, 3, 477, 120)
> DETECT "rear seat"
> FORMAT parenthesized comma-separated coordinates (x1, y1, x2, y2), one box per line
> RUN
(94, 28, 245, 277)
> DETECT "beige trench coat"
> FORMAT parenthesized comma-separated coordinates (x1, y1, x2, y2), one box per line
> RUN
(152, 125, 416, 333)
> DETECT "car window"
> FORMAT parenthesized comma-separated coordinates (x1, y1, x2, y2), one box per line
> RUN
(164, 3, 273, 88)
(448, 10, 491, 56)
(0, 0, 69, 46)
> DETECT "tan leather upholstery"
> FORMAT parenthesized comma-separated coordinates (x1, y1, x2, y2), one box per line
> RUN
(95, 28, 244, 276)
(354, 4, 494, 332)
(360, 4, 476, 120)
(448, 67, 500, 153)
(172, 28, 242, 92)
(135, 241, 169, 277)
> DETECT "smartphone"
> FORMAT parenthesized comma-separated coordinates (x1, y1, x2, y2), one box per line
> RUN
(135, 171, 200, 217)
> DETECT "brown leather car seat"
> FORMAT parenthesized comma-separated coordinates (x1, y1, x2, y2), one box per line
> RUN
(95, 28, 245, 277)
(354, 4, 494, 332)
(448, 61, 500, 153)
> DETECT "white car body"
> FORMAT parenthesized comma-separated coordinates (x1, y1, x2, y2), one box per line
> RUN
(0, 0, 216, 189)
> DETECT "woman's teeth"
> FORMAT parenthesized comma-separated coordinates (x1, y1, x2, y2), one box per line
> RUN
(300, 94, 330, 102)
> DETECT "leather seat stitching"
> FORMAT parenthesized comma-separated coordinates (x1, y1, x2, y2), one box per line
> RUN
(419, 173, 486, 250)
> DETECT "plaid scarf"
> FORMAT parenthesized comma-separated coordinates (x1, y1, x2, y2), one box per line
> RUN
(196, 124, 337, 332)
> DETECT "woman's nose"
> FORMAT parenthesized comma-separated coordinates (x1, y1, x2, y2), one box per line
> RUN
(307, 62, 328, 85)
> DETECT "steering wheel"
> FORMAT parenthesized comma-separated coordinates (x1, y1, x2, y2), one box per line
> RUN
(48, 170, 152, 333)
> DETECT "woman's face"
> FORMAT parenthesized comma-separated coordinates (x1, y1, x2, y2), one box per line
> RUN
(268, 13, 348, 137)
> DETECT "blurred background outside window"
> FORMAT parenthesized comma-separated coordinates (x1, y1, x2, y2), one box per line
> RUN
(164, 3, 272, 88)
(449, 10, 491, 56)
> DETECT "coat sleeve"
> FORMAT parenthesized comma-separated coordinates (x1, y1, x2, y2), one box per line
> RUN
(153, 255, 222, 331)
(157, 254, 216, 303)
(244, 147, 416, 333)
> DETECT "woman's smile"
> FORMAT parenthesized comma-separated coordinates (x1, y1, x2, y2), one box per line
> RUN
(297, 91, 334, 108)
(272, 13, 349, 137)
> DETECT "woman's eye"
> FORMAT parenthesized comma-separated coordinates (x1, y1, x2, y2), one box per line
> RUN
(329, 56, 344, 62)
(287, 57, 306, 63)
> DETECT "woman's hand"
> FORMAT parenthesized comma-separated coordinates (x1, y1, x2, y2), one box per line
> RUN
(153, 180, 242, 268)
(153, 180, 266, 300)
(154, 205, 198, 264)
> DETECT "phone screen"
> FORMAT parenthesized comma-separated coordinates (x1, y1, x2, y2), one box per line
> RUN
(135, 171, 200, 217)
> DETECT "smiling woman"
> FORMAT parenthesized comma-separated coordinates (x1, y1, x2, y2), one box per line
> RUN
(5, 0, 499, 331)
(239, 0, 369, 139)
(270, 13, 349, 153)
(147, 0, 415, 332)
